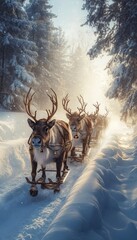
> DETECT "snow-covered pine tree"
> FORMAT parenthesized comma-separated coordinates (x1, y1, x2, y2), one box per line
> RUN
(67, 45, 90, 99)
(0, 0, 38, 111)
(26, 0, 57, 107)
(48, 28, 71, 99)
(83, 0, 137, 122)
(27, 1, 71, 108)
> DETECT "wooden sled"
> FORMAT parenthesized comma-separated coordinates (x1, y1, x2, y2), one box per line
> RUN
(26, 169, 70, 194)
(69, 147, 85, 163)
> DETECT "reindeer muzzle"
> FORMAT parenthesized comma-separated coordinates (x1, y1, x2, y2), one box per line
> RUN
(73, 134, 79, 139)
(32, 136, 42, 148)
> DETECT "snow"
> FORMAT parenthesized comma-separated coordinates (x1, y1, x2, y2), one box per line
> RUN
(0, 111, 137, 240)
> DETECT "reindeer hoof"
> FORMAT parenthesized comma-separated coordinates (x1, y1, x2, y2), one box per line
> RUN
(30, 186, 38, 197)
(59, 177, 64, 184)
(54, 187, 60, 193)
(37, 177, 45, 184)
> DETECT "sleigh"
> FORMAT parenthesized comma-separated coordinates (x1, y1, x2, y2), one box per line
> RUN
(69, 145, 90, 163)
(26, 169, 70, 196)
(69, 135, 99, 162)
(68, 146, 83, 162)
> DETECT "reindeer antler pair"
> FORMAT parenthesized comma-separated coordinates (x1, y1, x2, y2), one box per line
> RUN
(62, 94, 87, 116)
(24, 88, 58, 122)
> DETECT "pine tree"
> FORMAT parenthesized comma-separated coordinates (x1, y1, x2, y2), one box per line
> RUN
(27, 0, 57, 107)
(83, 0, 137, 122)
(67, 46, 90, 99)
(48, 28, 71, 99)
(27, 0, 72, 109)
(0, 0, 38, 111)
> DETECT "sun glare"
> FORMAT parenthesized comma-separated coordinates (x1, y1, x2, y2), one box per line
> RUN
(77, 54, 120, 118)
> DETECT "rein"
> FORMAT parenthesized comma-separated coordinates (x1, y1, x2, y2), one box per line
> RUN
(73, 117, 92, 137)
(28, 123, 72, 155)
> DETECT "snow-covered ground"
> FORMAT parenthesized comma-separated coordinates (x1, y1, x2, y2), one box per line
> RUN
(0, 112, 137, 240)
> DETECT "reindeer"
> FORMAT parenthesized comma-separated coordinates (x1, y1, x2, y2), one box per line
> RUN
(88, 102, 109, 140)
(62, 94, 93, 159)
(99, 107, 109, 128)
(24, 88, 72, 196)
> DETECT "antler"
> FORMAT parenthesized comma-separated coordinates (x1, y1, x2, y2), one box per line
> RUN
(62, 94, 72, 115)
(24, 87, 37, 122)
(77, 95, 87, 115)
(93, 102, 100, 116)
(46, 88, 58, 122)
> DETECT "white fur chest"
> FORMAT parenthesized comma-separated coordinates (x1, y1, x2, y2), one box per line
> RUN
(33, 147, 52, 167)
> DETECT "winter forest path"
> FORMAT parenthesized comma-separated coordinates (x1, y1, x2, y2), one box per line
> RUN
(0, 113, 137, 240)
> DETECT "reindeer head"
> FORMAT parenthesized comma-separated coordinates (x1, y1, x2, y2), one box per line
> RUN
(24, 88, 58, 150)
(62, 94, 86, 139)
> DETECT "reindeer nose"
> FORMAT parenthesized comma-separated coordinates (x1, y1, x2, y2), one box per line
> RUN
(74, 134, 79, 139)
(32, 136, 42, 147)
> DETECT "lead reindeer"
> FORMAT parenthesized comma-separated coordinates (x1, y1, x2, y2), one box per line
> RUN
(62, 94, 93, 160)
(24, 88, 72, 196)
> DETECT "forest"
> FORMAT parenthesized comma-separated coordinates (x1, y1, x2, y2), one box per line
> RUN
(0, 0, 89, 112)
(1, 1, 137, 240)
(0, 0, 137, 122)
(83, 0, 137, 122)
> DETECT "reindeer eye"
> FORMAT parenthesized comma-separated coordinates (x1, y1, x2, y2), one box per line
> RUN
(43, 126, 49, 132)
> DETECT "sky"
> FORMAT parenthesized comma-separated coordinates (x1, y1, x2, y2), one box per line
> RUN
(0, 112, 137, 240)
(50, 0, 94, 46)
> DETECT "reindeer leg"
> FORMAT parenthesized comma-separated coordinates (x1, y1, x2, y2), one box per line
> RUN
(82, 137, 88, 157)
(71, 147, 76, 157)
(31, 160, 37, 182)
(63, 151, 69, 171)
(52, 156, 63, 192)
(39, 167, 46, 189)
(37, 166, 46, 183)
(88, 133, 92, 147)
(30, 159, 38, 197)
(41, 167, 46, 181)
(56, 155, 63, 181)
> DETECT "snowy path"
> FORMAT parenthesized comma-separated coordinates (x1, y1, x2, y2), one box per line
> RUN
(0, 113, 137, 240)
(0, 134, 98, 240)
(43, 124, 137, 240)
(0, 112, 102, 240)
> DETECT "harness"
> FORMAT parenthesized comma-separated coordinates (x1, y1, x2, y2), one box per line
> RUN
(48, 121, 72, 155)
(74, 117, 92, 138)
(28, 121, 72, 156)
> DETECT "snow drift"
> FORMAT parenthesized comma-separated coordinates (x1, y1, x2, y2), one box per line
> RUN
(0, 112, 137, 240)
(42, 124, 137, 240)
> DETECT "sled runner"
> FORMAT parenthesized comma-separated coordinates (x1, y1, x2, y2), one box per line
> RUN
(88, 138, 98, 147)
(69, 146, 89, 162)
(69, 137, 98, 162)
(26, 169, 70, 195)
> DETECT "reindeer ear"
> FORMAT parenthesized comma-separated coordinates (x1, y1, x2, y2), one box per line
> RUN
(79, 114, 85, 121)
(48, 119, 56, 129)
(27, 118, 35, 129)
(66, 113, 71, 120)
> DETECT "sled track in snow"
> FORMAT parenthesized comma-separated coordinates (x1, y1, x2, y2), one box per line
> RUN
(0, 136, 102, 240)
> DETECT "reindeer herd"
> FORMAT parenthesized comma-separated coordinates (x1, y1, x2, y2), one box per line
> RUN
(24, 88, 108, 196)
